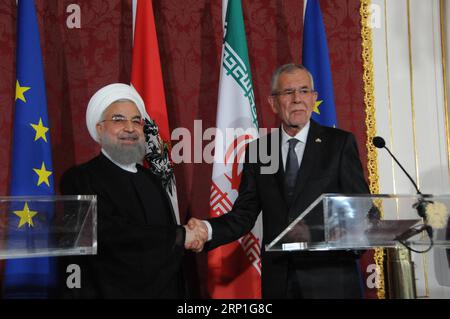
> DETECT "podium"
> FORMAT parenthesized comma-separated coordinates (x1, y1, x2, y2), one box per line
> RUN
(0, 195, 97, 260)
(266, 194, 450, 298)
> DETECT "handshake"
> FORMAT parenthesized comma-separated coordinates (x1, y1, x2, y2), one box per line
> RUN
(183, 218, 209, 253)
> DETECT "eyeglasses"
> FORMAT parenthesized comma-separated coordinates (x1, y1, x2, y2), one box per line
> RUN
(271, 88, 315, 97)
(99, 115, 144, 127)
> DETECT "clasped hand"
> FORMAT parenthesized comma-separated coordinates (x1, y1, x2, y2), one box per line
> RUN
(183, 218, 208, 253)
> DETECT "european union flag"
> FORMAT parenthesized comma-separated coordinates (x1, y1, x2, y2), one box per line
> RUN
(302, 0, 337, 127)
(3, 0, 56, 298)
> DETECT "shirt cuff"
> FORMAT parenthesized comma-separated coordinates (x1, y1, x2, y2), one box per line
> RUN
(202, 220, 213, 241)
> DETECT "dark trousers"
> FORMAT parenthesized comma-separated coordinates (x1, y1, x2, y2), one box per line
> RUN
(286, 253, 362, 299)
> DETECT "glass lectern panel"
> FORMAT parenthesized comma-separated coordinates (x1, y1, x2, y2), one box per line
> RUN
(0, 195, 97, 259)
(266, 194, 450, 252)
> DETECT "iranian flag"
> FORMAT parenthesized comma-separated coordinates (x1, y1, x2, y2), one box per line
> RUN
(131, 0, 180, 223)
(208, 0, 262, 298)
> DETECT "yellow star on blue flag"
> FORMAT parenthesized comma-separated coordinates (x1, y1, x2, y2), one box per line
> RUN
(33, 162, 52, 187)
(16, 80, 31, 102)
(30, 118, 49, 142)
(313, 100, 323, 114)
(13, 202, 38, 228)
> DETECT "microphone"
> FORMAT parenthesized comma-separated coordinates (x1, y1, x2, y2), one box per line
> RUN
(372, 136, 421, 195)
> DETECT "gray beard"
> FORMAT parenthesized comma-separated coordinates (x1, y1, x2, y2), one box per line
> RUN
(100, 133, 146, 165)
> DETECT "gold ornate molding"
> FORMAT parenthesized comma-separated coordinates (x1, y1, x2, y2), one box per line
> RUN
(440, 0, 450, 180)
(360, 0, 385, 299)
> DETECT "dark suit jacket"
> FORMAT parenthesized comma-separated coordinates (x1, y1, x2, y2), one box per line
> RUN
(58, 153, 185, 299)
(207, 120, 370, 298)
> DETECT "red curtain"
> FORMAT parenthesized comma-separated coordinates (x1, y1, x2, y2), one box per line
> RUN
(0, 0, 367, 298)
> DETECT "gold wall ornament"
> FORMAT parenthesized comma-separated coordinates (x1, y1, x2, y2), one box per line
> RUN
(440, 0, 450, 180)
(360, 0, 385, 299)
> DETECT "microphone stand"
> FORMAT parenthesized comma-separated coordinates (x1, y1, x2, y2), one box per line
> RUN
(395, 196, 434, 253)
(373, 137, 434, 253)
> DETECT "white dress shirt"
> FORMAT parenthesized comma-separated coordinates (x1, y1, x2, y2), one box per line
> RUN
(280, 120, 310, 171)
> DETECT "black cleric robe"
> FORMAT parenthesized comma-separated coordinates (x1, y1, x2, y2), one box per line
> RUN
(58, 153, 185, 299)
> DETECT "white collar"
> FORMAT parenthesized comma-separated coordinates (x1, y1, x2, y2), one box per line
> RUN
(101, 149, 138, 173)
(281, 121, 310, 145)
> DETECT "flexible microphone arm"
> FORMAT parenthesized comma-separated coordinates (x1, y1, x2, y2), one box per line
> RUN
(382, 146, 422, 195)
(372, 136, 422, 195)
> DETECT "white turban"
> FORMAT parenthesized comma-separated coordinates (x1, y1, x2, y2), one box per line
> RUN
(86, 83, 148, 142)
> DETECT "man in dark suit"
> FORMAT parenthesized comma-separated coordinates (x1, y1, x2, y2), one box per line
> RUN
(187, 64, 370, 298)
(59, 83, 203, 298)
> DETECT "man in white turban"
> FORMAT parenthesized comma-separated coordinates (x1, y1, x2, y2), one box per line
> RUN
(86, 83, 148, 172)
(86, 83, 148, 168)
(58, 83, 204, 298)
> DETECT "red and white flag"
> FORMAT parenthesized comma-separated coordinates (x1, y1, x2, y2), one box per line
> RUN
(131, 0, 180, 223)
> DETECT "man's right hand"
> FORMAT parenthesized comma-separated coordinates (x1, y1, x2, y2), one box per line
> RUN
(184, 218, 208, 252)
